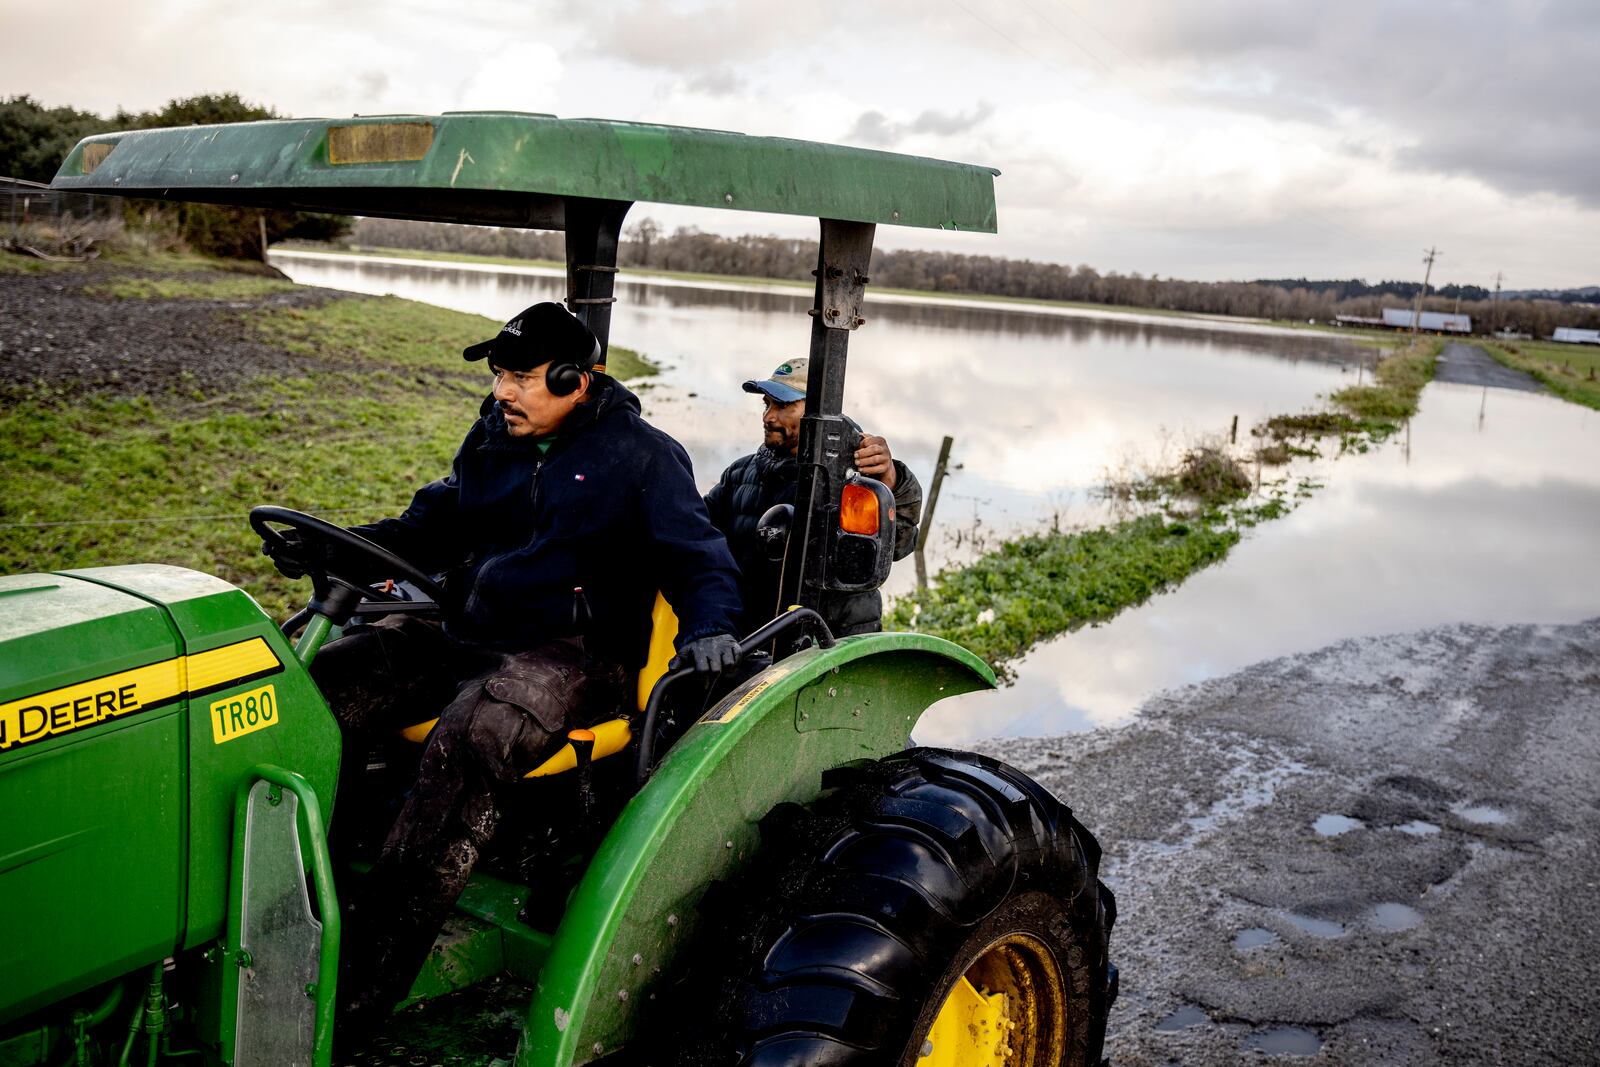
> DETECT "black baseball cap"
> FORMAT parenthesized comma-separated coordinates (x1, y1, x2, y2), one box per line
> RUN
(463, 301, 601, 371)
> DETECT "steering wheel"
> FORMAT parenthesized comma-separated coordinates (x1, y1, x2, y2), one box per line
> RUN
(249, 505, 447, 629)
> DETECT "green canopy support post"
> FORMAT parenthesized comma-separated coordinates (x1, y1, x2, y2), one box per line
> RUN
(563, 198, 632, 359)
(781, 218, 875, 617)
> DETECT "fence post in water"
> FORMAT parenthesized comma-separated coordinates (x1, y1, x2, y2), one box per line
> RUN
(915, 435, 955, 591)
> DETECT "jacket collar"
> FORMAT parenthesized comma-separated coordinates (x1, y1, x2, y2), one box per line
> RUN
(754, 444, 798, 476)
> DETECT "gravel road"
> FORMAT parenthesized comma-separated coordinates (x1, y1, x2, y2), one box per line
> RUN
(981, 618, 1600, 1064)
(1433, 341, 1543, 392)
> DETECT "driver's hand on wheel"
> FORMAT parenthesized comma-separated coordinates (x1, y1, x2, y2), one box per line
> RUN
(262, 529, 316, 580)
(670, 633, 740, 674)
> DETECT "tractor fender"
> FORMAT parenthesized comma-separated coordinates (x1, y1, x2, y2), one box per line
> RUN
(519, 632, 995, 1066)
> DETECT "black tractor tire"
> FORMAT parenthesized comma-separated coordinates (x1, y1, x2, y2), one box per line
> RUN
(658, 748, 1116, 1067)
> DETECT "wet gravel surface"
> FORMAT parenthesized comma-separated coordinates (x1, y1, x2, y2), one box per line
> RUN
(981, 618, 1600, 1064)
(0, 265, 350, 396)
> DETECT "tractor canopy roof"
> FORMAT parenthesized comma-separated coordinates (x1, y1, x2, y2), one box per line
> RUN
(50, 112, 999, 233)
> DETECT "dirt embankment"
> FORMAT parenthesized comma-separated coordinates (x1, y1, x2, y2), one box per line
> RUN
(0, 262, 347, 397)
(984, 618, 1600, 1065)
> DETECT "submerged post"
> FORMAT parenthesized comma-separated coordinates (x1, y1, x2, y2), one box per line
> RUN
(915, 435, 954, 591)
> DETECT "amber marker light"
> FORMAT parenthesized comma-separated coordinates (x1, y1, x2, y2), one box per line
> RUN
(839, 483, 880, 535)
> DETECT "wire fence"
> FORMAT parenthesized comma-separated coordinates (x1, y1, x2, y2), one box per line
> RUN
(0, 176, 117, 228)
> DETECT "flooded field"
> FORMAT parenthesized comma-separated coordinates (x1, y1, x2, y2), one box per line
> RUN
(272, 251, 1600, 743)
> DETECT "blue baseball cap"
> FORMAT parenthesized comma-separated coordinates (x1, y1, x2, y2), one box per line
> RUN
(742, 358, 809, 404)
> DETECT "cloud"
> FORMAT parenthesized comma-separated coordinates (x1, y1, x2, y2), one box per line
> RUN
(685, 67, 746, 97)
(587, 1, 792, 72)
(1085, 0, 1600, 207)
(845, 102, 995, 147)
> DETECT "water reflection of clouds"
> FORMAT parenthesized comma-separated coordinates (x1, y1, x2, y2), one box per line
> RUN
(273, 254, 1600, 742)
(918, 385, 1600, 744)
(274, 253, 1368, 577)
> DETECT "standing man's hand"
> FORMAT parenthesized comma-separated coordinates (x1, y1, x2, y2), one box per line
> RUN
(853, 434, 898, 489)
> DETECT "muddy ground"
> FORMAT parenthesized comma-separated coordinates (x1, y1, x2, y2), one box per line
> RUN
(979, 618, 1600, 1065)
(0, 263, 341, 396)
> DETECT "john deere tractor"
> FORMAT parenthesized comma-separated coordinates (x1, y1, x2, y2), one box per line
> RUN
(2, 114, 1115, 1066)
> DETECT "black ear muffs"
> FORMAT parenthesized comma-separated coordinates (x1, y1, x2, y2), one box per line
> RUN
(545, 335, 603, 397)
(545, 361, 584, 397)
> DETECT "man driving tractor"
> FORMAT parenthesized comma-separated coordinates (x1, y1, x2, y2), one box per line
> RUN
(265, 300, 743, 1024)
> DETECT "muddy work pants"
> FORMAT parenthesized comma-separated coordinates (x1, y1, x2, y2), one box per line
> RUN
(310, 615, 622, 1015)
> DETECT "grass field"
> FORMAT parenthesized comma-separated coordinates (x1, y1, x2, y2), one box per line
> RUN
(1483, 339, 1600, 411)
(1, 264, 654, 620)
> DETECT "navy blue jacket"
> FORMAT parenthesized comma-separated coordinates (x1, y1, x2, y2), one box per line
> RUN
(353, 376, 741, 668)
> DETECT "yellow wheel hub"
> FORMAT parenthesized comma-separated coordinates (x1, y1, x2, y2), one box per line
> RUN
(917, 933, 1066, 1066)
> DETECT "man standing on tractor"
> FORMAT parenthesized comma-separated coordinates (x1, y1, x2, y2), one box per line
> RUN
(265, 301, 743, 1025)
(704, 357, 922, 636)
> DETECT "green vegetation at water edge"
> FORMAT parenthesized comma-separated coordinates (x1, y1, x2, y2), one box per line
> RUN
(1258, 337, 1439, 452)
(888, 508, 1264, 679)
(894, 343, 1440, 675)
(1482, 340, 1600, 411)
(1328, 337, 1438, 424)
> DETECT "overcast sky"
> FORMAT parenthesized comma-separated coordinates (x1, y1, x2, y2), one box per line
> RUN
(4, 0, 1595, 289)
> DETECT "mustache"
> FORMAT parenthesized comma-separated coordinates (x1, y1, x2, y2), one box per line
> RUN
(498, 401, 526, 419)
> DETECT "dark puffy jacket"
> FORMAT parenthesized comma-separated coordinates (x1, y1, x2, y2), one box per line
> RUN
(352, 376, 741, 668)
(703, 445, 922, 637)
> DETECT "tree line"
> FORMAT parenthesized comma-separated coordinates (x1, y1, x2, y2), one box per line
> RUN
(13, 89, 1585, 336)
(2, 94, 348, 257)
(350, 216, 1600, 338)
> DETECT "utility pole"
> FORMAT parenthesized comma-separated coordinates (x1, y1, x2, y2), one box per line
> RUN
(1410, 246, 1439, 333)
(1490, 271, 1504, 335)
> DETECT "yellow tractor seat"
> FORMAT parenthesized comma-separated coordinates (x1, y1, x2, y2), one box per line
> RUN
(396, 593, 680, 779)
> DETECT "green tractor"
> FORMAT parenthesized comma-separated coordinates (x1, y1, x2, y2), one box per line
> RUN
(2, 114, 1116, 1066)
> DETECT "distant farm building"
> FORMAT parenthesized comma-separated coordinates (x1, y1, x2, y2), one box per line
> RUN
(1381, 308, 1472, 333)
(1551, 326, 1600, 345)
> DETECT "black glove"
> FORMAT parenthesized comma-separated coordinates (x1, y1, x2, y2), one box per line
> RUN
(262, 529, 315, 580)
(671, 633, 740, 674)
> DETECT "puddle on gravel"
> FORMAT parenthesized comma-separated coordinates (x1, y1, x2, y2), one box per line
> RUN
(1313, 813, 1364, 837)
(1241, 1027, 1323, 1056)
(1234, 927, 1280, 951)
(1452, 803, 1511, 825)
(1394, 820, 1441, 836)
(1155, 1005, 1209, 1032)
(1281, 912, 1345, 939)
(1367, 902, 1424, 932)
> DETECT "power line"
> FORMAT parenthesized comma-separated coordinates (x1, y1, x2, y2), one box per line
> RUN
(1009, 0, 1114, 73)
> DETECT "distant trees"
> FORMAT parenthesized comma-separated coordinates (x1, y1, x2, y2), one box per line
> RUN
(341, 214, 1600, 337)
(1, 93, 350, 258)
(0, 96, 106, 185)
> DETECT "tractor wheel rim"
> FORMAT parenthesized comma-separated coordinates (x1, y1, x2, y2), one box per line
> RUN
(916, 932, 1067, 1066)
